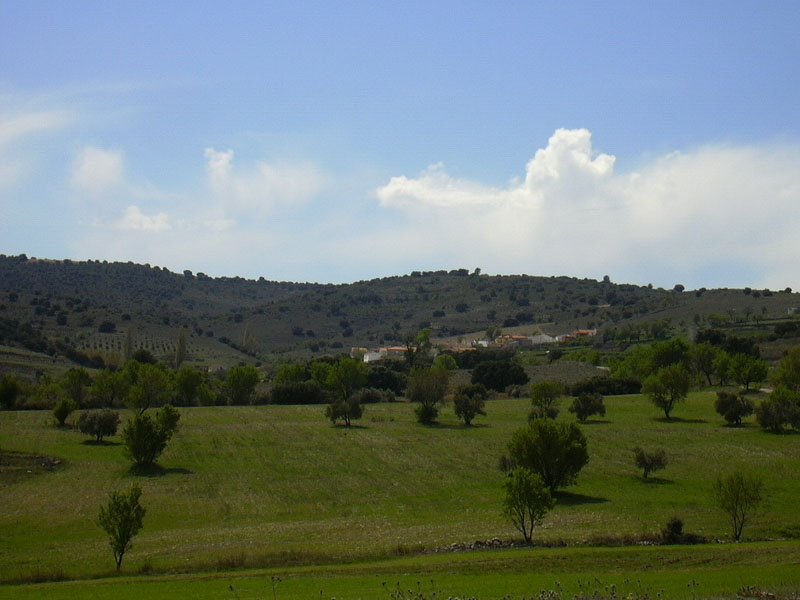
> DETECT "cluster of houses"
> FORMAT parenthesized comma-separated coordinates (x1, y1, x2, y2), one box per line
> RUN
(351, 329, 598, 363)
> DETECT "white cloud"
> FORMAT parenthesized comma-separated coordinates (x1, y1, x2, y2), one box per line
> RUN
(70, 146, 125, 194)
(115, 205, 171, 232)
(374, 129, 800, 290)
(204, 147, 326, 217)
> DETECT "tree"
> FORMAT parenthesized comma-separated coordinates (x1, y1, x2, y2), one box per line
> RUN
(52, 396, 77, 426)
(529, 380, 563, 420)
(325, 395, 363, 427)
(452, 383, 488, 426)
(61, 367, 92, 408)
(471, 360, 529, 392)
(507, 420, 589, 491)
(174, 366, 208, 406)
(89, 369, 131, 408)
(123, 405, 180, 468)
(326, 358, 367, 402)
(0, 374, 21, 409)
(502, 467, 554, 543)
(772, 347, 800, 392)
(432, 354, 458, 371)
(713, 471, 763, 541)
(569, 392, 606, 422)
(225, 365, 261, 405)
(128, 364, 174, 414)
(729, 354, 769, 391)
(174, 329, 187, 368)
(78, 409, 120, 442)
(408, 366, 450, 424)
(98, 485, 145, 571)
(755, 387, 800, 433)
(404, 328, 432, 368)
(690, 343, 718, 386)
(643, 364, 691, 419)
(714, 391, 754, 426)
(633, 447, 668, 479)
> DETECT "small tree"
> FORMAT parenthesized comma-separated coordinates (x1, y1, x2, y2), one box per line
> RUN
(529, 381, 563, 421)
(325, 395, 363, 427)
(127, 364, 174, 414)
(78, 409, 120, 442)
(408, 366, 450, 424)
(98, 485, 145, 571)
(0, 374, 22, 410)
(729, 354, 769, 391)
(452, 383, 488, 426)
(755, 387, 800, 433)
(123, 405, 180, 468)
(772, 347, 800, 392)
(508, 419, 589, 492)
(714, 391, 754, 426)
(471, 360, 529, 392)
(633, 446, 668, 479)
(53, 397, 77, 426)
(502, 467, 554, 543)
(225, 365, 261, 405)
(713, 471, 763, 541)
(569, 392, 606, 422)
(643, 364, 691, 419)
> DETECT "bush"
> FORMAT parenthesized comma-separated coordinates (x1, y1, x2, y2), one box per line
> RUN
(325, 396, 363, 427)
(569, 392, 606, 422)
(270, 380, 329, 405)
(52, 397, 77, 426)
(714, 391, 754, 426)
(502, 467, 554, 543)
(471, 360, 529, 392)
(408, 367, 450, 424)
(351, 387, 394, 404)
(507, 420, 589, 491)
(366, 365, 407, 395)
(568, 376, 642, 396)
(123, 405, 180, 467)
(0, 374, 21, 409)
(452, 383, 488, 426)
(77, 409, 120, 442)
(633, 447, 668, 479)
(529, 381, 562, 421)
(755, 387, 800, 433)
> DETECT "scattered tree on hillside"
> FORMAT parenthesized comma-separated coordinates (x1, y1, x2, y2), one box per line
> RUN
(689, 342, 719, 386)
(123, 405, 180, 468)
(772, 347, 800, 392)
(633, 447, 668, 479)
(174, 329, 187, 368)
(643, 364, 691, 420)
(471, 360, 529, 392)
(502, 467, 554, 543)
(529, 380, 563, 421)
(52, 396, 77, 426)
(90, 369, 131, 409)
(98, 485, 145, 571)
(729, 354, 769, 391)
(0, 374, 21, 409)
(408, 366, 450, 424)
(452, 383, 488, 426)
(569, 392, 606, 422)
(324, 358, 368, 427)
(713, 471, 763, 542)
(404, 328, 432, 368)
(225, 365, 260, 405)
(755, 387, 800, 433)
(714, 391, 754, 426)
(128, 364, 174, 413)
(61, 367, 92, 408)
(507, 419, 589, 492)
(78, 409, 120, 442)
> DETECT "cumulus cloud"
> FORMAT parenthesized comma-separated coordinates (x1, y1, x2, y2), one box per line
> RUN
(204, 147, 325, 217)
(70, 146, 125, 194)
(115, 205, 171, 232)
(374, 129, 800, 290)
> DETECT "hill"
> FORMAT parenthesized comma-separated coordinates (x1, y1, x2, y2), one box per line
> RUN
(1, 254, 798, 374)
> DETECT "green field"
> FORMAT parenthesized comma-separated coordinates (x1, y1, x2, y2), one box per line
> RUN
(2, 393, 800, 598)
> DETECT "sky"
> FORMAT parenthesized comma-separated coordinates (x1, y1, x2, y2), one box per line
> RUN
(2, 2, 800, 290)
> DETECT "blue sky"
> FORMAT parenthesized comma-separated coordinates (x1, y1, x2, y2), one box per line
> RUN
(2, 2, 800, 289)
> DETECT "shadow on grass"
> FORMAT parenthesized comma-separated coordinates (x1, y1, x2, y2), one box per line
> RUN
(641, 476, 674, 485)
(654, 416, 707, 424)
(81, 439, 121, 446)
(579, 419, 612, 425)
(554, 491, 608, 505)
(127, 464, 194, 478)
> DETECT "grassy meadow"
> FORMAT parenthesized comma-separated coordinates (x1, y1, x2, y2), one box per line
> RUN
(2, 392, 800, 598)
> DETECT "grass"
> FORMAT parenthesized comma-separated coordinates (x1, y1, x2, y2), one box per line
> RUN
(1, 392, 800, 596)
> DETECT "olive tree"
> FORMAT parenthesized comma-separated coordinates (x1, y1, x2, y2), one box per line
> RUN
(643, 364, 691, 420)
(123, 405, 180, 468)
(714, 391, 754, 426)
(452, 383, 488, 426)
(78, 409, 120, 442)
(98, 485, 145, 571)
(502, 467, 554, 543)
(569, 392, 606, 422)
(408, 366, 450, 424)
(713, 471, 763, 541)
(633, 447, 668, 479)
(507, 419, 589, 491)
(529, 380, 563, 421)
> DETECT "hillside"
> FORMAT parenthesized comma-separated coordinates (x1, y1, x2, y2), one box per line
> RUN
(1, 254, 798, 373)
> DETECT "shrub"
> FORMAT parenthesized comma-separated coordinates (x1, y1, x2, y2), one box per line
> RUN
(123, 405, 180, 468)
(52, 397, 77, 426)
(569, 392, 606, 422)
(0, 374, 21, 409)
(471, 360, 529, 392)
(633, 447, 668, 479)
(755, 387, 800, 433)
(408, 367, 450, 424)
(325, 396, 363, 427)
(529, 381, 563, 421)
(713, 470, 764, 541)
(366, 365, 407, 395)
(78, 409, 120, 442)
(568, 376, 641, 396)
(98, 485, 145, 571)
(502, 467, 554, 543)
(351, 387, 394, 404)
(714, 391, 754, 426)
(452, 383, 488, 426)
(661, 517, 684, 544)
(507, 419, 589, 491)
(269, 380, 329, 405)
